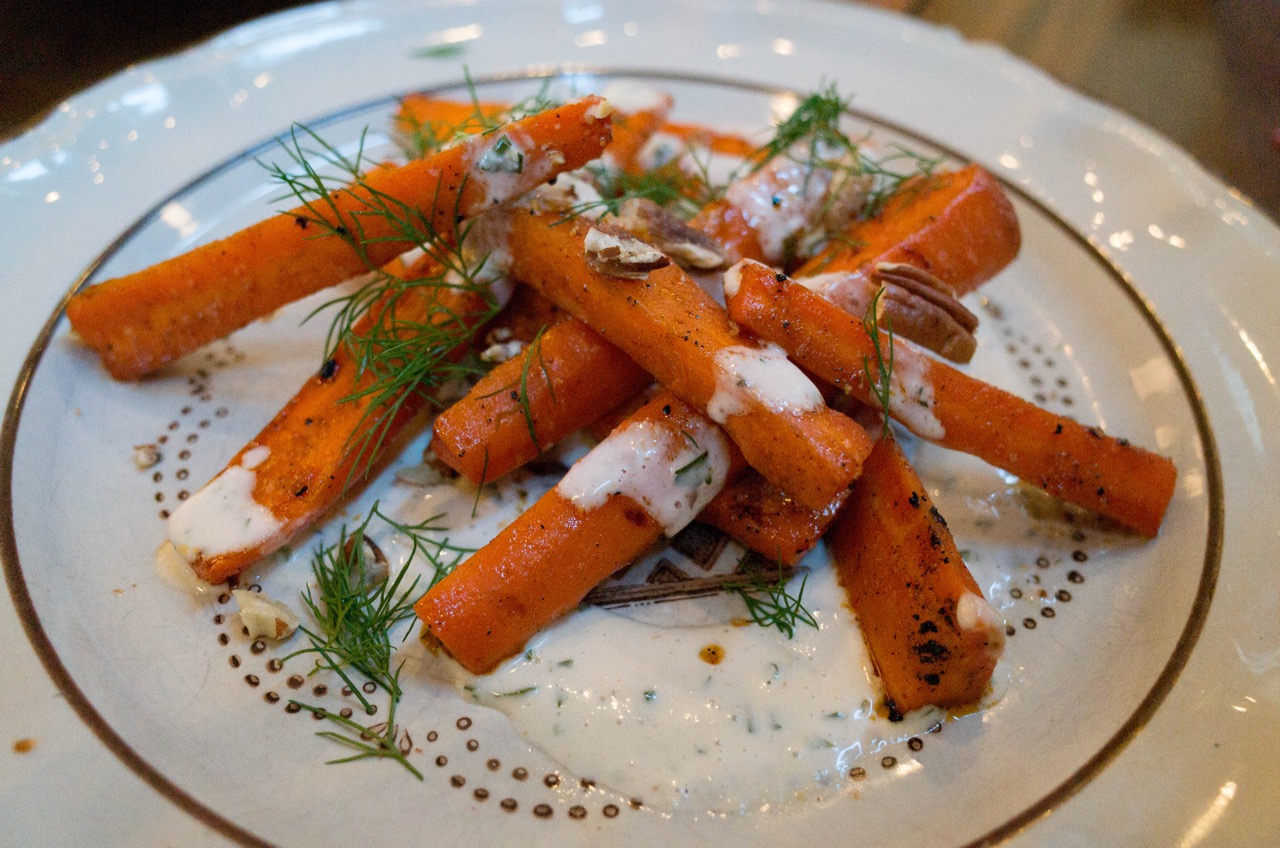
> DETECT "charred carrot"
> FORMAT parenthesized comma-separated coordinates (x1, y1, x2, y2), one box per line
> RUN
(796, 164, 1020, 296)
(697, 469, 848, 566)
(506, 210, 871, 510)
(415, 391, 737, 674)
(828, 434, 1005, 715)
(724, 260, 1176, 536)
(166, 261, 493, 584)
(66, 97, 613, 380)
(432, 318, 653, 484)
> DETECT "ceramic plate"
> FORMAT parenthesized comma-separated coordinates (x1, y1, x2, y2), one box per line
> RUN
(2, 2, 1277, 846)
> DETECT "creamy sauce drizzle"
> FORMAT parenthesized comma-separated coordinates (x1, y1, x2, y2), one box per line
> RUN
(707, 342, 826, 424)
(167, 449, 282, 563)
(888, 350, 945, 440)
(725, 158, 834, 264)
(554, 415, 731, 536)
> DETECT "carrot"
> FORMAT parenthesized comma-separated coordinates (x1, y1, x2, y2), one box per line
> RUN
(395, 93, 509, 152)
(415, 391, 737, 674)
(688, 153, 856, 266)
(724, 259, 1177, 536)
(66, 97, 614, 380)
(697, 469, 848, 566)
(397, 89, 671, 173)
(167, 259, 493, 584)
(506, 210, 871, 511)
(796, 164, 1021, 296)
(660, 120, 759, 160)
(432, 318, 653, 484)
(827, 434, 1005, 716)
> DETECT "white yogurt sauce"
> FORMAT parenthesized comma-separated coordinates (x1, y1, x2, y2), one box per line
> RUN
(724, 157, 834, 264)
(436, 566, 941, 814)
(468, 127, 551, 208)
(554, 414, 731, 536)
(167, 448, 282, 564)
(707, 342, 826, 424)
(887, 349, 945, 440)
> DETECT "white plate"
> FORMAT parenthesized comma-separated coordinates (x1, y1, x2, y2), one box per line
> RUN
(1, 2, 1276, 846)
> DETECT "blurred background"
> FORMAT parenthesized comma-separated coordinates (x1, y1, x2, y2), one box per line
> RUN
(1, 0, 1276, 219)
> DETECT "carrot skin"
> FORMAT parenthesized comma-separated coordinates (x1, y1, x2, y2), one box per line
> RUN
(828, 435, 1005, 714)
(725, 260, 1177, 536)
(506, 211, 871, 510)
(697, 469, 848, 566)
(67, 97, 613, 380)
(171, 273, 492, 584)
(416, 391, 732, 674)
(796, 164, 1021, 296)
(432, 318, 653, 484)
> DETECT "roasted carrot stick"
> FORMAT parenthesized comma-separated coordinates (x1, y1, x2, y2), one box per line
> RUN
(697, 469, 848, 566)
(796, 164, 1020, 296)
(827, 433, 1005, 716)
(415, 391, 737, 674)
(724, 259, 1177, 536)
(432, 318, 653, 484)
(395, 93, 509, 153)
(67, 97, 613, 380)
(166, 261, 493, 584)
(506, 210, 871, 510)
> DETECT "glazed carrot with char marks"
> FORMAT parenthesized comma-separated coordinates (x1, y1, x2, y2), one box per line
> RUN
(506, 209, 871, 511)
(698, 469, 849, 566)
(166, 259, 493, 584)
(416, 391, 737, 674)
(797, 164, 1020, 296)
(432, 163, 1014, 488)
(432, 318, 653, 484)
(827, 433, 1005, 715)
(724, 259, 1177, 536)
(66, 97, 613, 380)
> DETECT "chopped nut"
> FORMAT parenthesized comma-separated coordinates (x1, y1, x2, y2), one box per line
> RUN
(613, 198, 727, 271)
(132, 444, 162, 470)
(480, 339, 527, 364)
(233, 589, 300, 640)
(583, 223, 670, 280)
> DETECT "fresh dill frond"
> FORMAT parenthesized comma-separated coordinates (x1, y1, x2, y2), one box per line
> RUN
(751, 82, 940, 221)
(284, 504, 473, 778)
(728, 552, 818, 639)
(863, 287, 895, 439)
(290, 694, 424, 780)
(284, 504, 471, 704)
(517, 325, 555, 450)
(264, 123, 504, 480)
(566, 159, 710, 222)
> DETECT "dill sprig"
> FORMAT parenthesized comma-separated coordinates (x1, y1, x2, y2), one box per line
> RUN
(567, 159, 712, 222)
(728, 552, 818, 639)
(397, 72, 559, 159)
(752, 82, 940, 220)
(863, 287, 895, 439)
(285, 505, 472, 778)
(291, 694, 423, 780)
(263, 122, 503, 479)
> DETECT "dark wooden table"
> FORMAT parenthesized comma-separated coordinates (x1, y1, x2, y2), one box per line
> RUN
(2, 0, 1276, 218)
